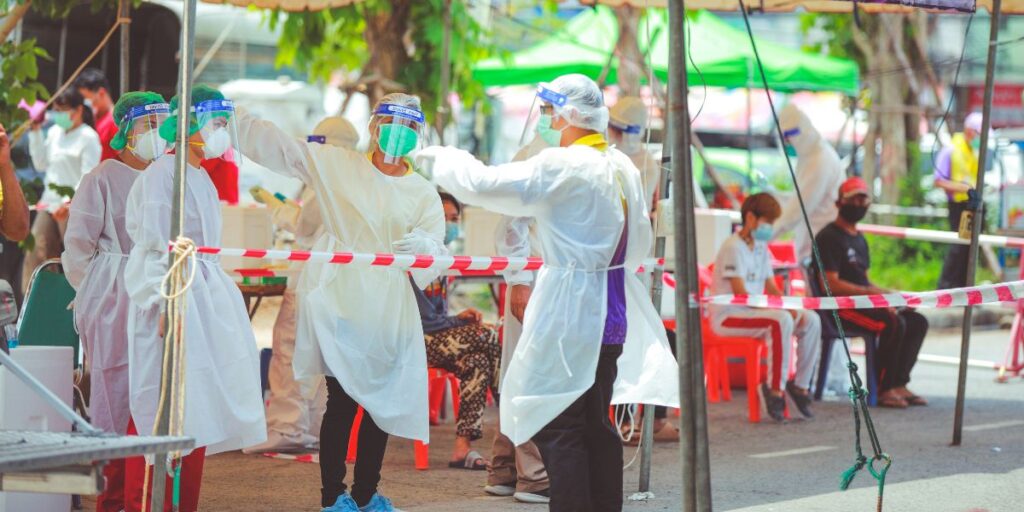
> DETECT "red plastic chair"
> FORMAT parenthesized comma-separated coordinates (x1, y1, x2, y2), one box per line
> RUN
(347, 368, 460, 470)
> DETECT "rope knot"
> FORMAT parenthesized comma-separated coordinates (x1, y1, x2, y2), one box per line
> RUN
(161, 237, 198, 300)
(848, 386, 866, 401)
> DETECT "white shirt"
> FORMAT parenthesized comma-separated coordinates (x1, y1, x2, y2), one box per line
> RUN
(29, 124, 101, 213)
(711, 232, 772, 324)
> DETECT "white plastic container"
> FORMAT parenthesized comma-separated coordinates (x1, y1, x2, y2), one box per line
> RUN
(220, 204, 274, 274)
(0, 346, 74, 512)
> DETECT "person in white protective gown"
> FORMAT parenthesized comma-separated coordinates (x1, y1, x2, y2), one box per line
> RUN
(242, 117, 359, 456)
(61, 91, 169, 512)
(608, 96, 707, 212)
(234, 93, 445, 512)
(772, 103, 845, 262)
(484, 135, 551, 504)
(417, 74, 679, 512)
(123, 85, 265, 512)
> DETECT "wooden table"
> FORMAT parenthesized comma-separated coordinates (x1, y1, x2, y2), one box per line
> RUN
(237, 283, 287, 319)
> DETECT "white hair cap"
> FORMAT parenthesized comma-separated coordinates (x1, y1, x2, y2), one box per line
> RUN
(609, 96, 647, 128)
(312, 116, 359, 149)
(544, 74, 609, 132)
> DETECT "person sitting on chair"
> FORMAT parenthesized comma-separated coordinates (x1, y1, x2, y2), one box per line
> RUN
(813, 177, 929, 409)
(413, 192, 500, 471)
(710, 192, 822, 422)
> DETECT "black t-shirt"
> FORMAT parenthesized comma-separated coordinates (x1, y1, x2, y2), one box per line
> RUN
(814, 222, 871, 287)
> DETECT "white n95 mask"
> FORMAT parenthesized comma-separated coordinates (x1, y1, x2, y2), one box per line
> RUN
(131, 129, 167, 162)
(202, 127, 231, 159)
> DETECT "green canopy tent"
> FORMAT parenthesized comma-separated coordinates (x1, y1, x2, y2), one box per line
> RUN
(473, 7, 859, 95)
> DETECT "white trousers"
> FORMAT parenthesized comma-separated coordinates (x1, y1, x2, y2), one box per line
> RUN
(713, 309, 822, 391)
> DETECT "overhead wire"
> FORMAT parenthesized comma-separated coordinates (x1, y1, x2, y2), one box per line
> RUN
(930, 13, 976, 170)
(737, 2, 891, 510)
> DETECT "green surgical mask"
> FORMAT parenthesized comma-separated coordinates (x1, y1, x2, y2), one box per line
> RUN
(377, 124, 419, 158)
(970, 138, 981, 151)
(537, 114, 564, 147)
(51, 111, 73, 131)
(784, 144, 798, 157)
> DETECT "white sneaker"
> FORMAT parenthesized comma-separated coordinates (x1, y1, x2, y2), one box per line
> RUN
(483, 484, 515, 497)
(513, 489, 550, 504)
(243, 431, 318, 454)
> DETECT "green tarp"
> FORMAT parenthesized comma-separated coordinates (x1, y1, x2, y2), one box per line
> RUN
(472, 8, 859, 96)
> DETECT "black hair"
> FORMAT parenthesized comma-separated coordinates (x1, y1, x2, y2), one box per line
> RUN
(53, 88, 95, 129)
(439, 191, 461, 215)
(73, 68, 111, 94)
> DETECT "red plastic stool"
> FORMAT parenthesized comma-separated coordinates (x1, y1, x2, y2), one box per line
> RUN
(347, 368, 460, 470)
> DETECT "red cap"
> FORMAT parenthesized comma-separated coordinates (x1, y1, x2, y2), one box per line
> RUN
(839, 177, 869, 199)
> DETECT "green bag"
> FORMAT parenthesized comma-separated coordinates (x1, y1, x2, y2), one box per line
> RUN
(18, 262, 80, 365)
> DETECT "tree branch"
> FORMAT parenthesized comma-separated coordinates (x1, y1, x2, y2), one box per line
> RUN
(0, 1, 31, 42)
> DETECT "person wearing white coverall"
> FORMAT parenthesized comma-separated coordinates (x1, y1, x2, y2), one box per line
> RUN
(242, 117, 359, 455)
(62, 91, 169, 512)
(123, 85, 266, 511)
(607, 96, 707, 211)
(772, 103, 845, 262)
(417, 74, 679, 512)
(234, 93, 445, 512)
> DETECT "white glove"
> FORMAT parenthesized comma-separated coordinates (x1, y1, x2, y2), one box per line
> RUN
(413, 146, 442, 176)
(392, 229, 440, 255)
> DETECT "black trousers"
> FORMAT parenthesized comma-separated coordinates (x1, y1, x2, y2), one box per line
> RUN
(534, 345, 624, 512)
(838, 309, 928, 392)
(320, 377, 389, 508)
(939, 201, 971, 290)
(655, 329, 677, 419)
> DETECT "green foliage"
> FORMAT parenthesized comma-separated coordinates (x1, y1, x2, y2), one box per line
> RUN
(270, 0, 501, 119)
(799, 13, 867, 71)
(0, 39, 51, 129)
(47, 182, 75, 200)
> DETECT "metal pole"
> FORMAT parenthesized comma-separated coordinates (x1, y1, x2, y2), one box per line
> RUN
(119, 0, 130, 96)
(436, 0, 453, 144)
(150, 0, 197, 509)
(953, 0, 1001, 447)
(669, 0, 712, 510)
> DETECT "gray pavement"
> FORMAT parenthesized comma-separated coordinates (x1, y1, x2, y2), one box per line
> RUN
(84, 326, 1023, 511)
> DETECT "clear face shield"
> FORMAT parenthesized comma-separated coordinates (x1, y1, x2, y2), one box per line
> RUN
(194, 99, 242, 164)
(371, 103, 426, 166)
(520, 84, 569, 147)
(609, 120, 643, 154)
(120, 103, 170, 162)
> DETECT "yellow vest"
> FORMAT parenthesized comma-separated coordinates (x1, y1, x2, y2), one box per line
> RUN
(949, 133, 978, 203)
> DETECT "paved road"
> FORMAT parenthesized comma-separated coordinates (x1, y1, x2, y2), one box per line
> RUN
(86, 327, 1023, 511)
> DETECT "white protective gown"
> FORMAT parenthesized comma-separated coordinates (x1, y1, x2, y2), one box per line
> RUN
(61, 159, 141, 434)
(235, 110, 446, 442)
(124, 154, 266, 454)
(773, 105, 844, 261)
(29, 124, 101, 213)
(423, 143, 680, 446)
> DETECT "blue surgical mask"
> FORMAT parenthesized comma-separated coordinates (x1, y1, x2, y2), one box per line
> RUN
(537, 114, 564, 147)
(444, 222, 461, 245)
(753, 223, 773, 242)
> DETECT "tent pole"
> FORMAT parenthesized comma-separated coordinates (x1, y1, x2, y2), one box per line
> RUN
(150, 0, 197, 509)
(747, 60, 753, 174)
(669, 1, 712, 510)
(119, 0, 130, 96)
(953, 0, 1001, 447)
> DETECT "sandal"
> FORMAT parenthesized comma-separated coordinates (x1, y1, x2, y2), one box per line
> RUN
(903, 393, 928, 406)
(448, 450, 488, 470)
(877, 392, 909, 409)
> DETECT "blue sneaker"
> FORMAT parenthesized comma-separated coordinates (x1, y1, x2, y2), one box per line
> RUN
(321, 493, 359, 512)
(359, 493, 400, 512)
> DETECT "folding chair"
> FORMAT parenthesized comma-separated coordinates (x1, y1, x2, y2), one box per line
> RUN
(17, 259, 80, 367)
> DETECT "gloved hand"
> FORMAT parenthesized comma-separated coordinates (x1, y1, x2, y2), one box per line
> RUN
(392, 229, 441, 255)
(413, 147, 442, 176)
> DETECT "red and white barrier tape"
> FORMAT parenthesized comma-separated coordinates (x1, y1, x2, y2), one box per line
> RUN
(661, 273, 1024, 310)
(198, 245, 663, 274)
(694, 208, 1024, 248)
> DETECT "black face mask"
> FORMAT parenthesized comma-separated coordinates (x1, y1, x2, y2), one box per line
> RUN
(839, 203, 869, 224)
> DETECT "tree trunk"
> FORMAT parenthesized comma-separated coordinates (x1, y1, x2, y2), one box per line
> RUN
(614, 5, 644, 96)
(363, 0, 413, 107)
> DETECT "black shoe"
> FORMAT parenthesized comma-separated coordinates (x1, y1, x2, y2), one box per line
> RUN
(785, 382, 814, 419)
(761, 384, 786, 423)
